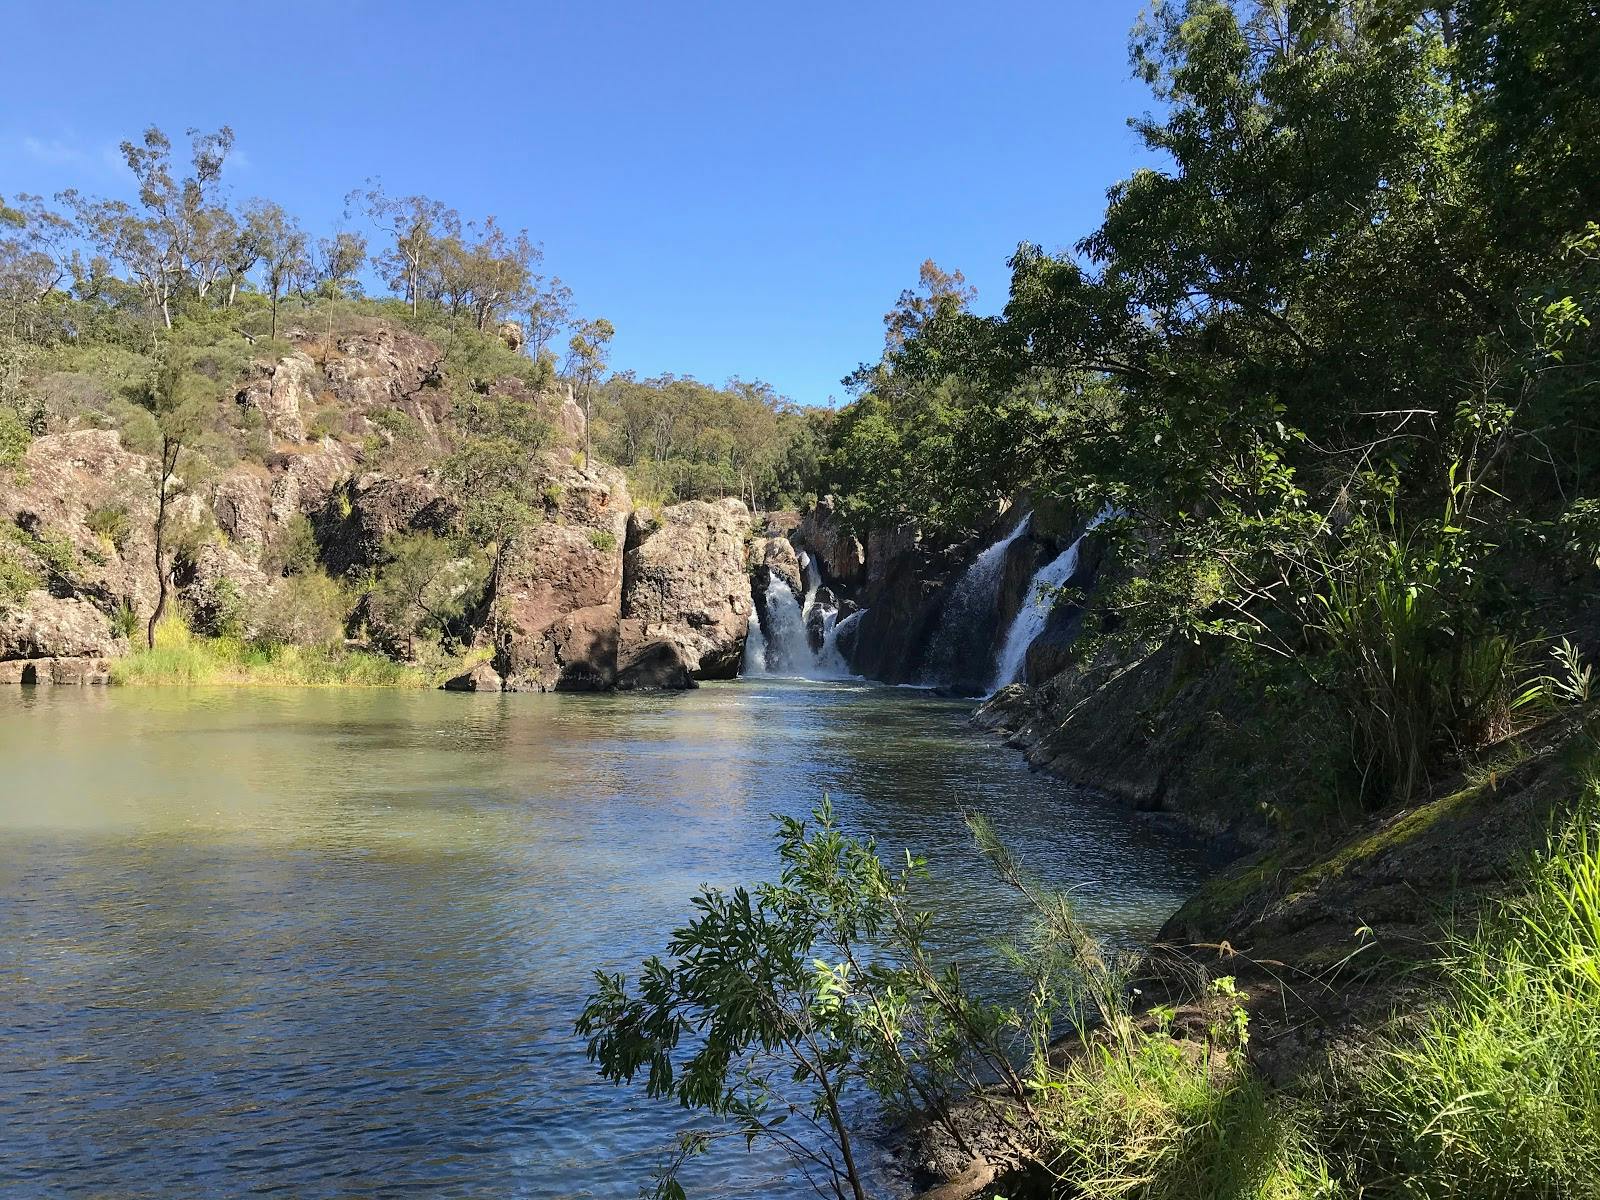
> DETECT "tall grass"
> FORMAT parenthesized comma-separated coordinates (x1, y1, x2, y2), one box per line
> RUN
(111, 616, 442, 687)
(1311, 498, 1535, 806)
(1338, 786, 1600, 1196)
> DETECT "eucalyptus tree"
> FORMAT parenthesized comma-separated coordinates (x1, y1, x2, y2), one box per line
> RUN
(565, 316, 615, 460)
(64, 125, 235, 330)
(243, 200, 309, 339)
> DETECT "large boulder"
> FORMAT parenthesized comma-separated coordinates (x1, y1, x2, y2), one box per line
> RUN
(0, 591, 121, 660)
(496, 461, 632, 692)
(619, 498, 753, 680)
(443, 660, 504, 692)
(237, 351, 318, 442)
(318, 473, 457, 576)
(797, 496, 865, 589)
(614, 633, 698, 691)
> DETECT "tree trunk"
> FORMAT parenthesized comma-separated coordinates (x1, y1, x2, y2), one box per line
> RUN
(146, 440, 176, 649)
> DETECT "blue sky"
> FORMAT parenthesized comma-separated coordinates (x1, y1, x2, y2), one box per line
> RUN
(1, 1, 1157, 407)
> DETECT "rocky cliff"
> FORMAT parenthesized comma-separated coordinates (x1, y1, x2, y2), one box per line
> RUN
(0, 320, 760, 692)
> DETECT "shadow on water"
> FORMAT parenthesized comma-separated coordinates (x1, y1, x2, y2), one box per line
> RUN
(0, 681, 1218, 1199)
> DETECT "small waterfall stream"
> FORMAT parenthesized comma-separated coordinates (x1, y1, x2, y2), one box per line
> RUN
(988, 509, 1111, 692)
(920, 513, 1033, 688)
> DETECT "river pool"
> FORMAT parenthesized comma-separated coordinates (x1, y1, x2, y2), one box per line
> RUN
(0, 680, 1213, 1198)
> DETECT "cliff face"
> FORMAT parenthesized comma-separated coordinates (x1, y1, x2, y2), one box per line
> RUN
(0, 321, 758, 691)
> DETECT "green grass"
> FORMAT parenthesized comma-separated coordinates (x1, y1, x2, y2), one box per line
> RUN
(1024, 747, 1600, 1199)
(111, 617, 447, 688)
(1333, 779, 1600, 1196)
(1037, 992, 1337, 1200)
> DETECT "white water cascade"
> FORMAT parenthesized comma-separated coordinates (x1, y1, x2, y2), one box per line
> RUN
(741, 551, 858, 680)
(987, 509, 1111, 693)
(920, 513, 1033, 688)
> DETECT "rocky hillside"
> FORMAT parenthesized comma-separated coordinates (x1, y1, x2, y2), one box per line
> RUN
(0, 319, 761, 692)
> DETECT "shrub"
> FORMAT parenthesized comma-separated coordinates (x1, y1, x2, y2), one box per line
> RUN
(85, 503, 131, 551)
(0, 545, 39, 611)
(256, 571, 348, 649)
(1309, 491, 1539, 806)
(110, 600, 140, 640)
(262, 513, 320, 577)
(588, 528, 616, 554)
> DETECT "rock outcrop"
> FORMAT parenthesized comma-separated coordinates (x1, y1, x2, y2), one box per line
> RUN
(796, 496, 865, 588)
(0, 430, 160, 620)
(619, 498, 753, 681)
(0, 591, 121, 659)
(317, 473, 457, 576)
(495, 460, 632, 692)
(237, 351, 318, 442)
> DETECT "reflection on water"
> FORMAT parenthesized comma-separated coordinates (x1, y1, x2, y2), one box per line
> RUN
(0, 681, 1215, 1198)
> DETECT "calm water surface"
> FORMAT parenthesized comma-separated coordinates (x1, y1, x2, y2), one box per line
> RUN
(0, 680, 1215, 1198)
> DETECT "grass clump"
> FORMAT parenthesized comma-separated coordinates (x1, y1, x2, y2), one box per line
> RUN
(111, 616, 438, 688)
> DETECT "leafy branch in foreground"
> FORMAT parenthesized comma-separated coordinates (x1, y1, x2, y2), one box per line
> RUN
(576, 799, 1030, 1200)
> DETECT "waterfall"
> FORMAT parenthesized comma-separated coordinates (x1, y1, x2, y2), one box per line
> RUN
(761, 576, 815, 674)
(920, 513, 1033, 688)
(741, 563, 857, 680)
(988, 509, 1111, 693)
(741, 589, 769, 675)
(815, 608, 854, 676)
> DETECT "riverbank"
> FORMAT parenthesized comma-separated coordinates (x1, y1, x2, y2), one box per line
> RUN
(106, 619, 472, 688)
(924, 679, 1600, 1198)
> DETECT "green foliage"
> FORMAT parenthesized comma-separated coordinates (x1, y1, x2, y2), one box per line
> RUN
(255, 571, 349, 650)
(0, 542, 39, 610)
(1334, 787, 1600, 1194)
(262, 513, 320, 577)
(1307, 488, 1537, 807)
(368, 532, 485, 648)
(578, 800, 1033, 1200)
(587, 528, 616, 554)
(441, 385, 552, 597)
(595, 374, 829, 511)
(1037, 992, 1334, 1200)
(112, 613, 435, 687)
(85, 503, 130, 551)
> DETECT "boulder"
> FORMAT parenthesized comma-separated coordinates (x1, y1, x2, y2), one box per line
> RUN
(496, 460, 632, 691)
(237, 351, 318, 442)
(318, 473, 457, 576)
(797, 496, 866, 589)
(751, 536, 802, 595)
(614, 634, 698, 691)
(443, 661, 504, 692)
(0, 591, 121, 660)
(619, 498, 753, 680)
(497, 321, 525, 352)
